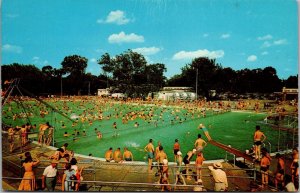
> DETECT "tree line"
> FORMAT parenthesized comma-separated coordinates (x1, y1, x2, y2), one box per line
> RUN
(1, 49, 298, 98)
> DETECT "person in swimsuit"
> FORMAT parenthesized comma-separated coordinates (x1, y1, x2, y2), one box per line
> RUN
(198, 123, 212, 141)
(123, 147, 133, 161)
(173, 139, 180, 162)
(156, 146, 168, 178)
(112, 122, 118, 137)
(175, 151, 186, 186)
(275, 153, 285, 190)
(194, 134, 207, 153)
(260, 151, 271, 187)
(38, 122, 50, 145)
(144, 139, 154, 172)
(254, 125, 266, 161)
(46, 127, 54, 145)
(105, 147, 113, 162)
(196, 152, 205, 181)
(8, 126, 15, 152)
(155, 141, 162, 176)
(290, 147, 299, 190)
(183, 149, 196, 180)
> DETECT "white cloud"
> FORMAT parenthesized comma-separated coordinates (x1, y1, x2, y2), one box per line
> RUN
(261, 39, 288, 48)
(220, 33, 230, 39)
(2, 44, 22, 53)
(90, 58, 97, 63)
(247, 55, 257, 62)
(32, 57, 50, 67)
(273, 39, 287, 45)
(172, 49, 224, 60)
(6, 14, 19, 18)
(97, 10, 131, 25)
(257, 34, 273, 41)
(261, 41, 272, 48)
(132, 47, 161, 55)
(108, 31, 144, 44)
(203, 33, 209, 38)
(33, 56, 40, 61)
(144, 56, 154, 64)
(261, 51, 268, 55)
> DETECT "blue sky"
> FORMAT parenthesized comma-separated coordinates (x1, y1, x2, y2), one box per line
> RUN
(2, 0, 298, 79)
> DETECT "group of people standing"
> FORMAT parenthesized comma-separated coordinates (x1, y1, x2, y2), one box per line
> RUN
(7, 123, 36, 153)
(253, 125, 299, 191)
(142, 123, 229, 191)
(18, 142, 84, 191)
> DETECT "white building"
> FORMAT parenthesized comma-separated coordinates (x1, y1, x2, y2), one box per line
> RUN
(157, 87, 197, 101)
(97, 88, 110, 96)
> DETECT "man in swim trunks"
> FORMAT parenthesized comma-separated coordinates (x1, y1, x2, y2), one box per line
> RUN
(20, 125, 27, 146)
(38, 122, 50, 145)
(123, 147, 133, 161)
(155, 141, 162, 176)
(198, 123, 212, 141)
(8, 126, 15, 152)
(183, 149, 196, 180)
(253, 125, 266, 161)
(112, 122, 117, 136)
(156, 146, 168, 177)
(275, 153, 285, 190)
(105, 147, 113, 162)
(144, 139, 154, 172)
(173, 139, 180, 162)
(194, 134, 207, 154)
(260, 151, 271, 187)
(46, 127, 54, 145)
(290, 147, 299, 189)
(113, 147, 122, 163)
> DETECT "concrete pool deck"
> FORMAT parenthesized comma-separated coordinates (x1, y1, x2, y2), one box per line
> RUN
(2, 141, 295, 192)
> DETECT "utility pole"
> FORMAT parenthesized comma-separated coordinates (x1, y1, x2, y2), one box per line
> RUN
(60, 75, 63, 97)
(196, 68, 198, 100)
(88, 81, 91, 96)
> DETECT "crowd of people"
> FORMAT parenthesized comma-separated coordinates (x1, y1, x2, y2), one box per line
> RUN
(17, 142, 85, 191)
(2, 96, 299, 191)
(251, 126, 299, 191)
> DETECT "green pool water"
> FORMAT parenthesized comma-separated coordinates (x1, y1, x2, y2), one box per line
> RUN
(2, 99, 292, 162)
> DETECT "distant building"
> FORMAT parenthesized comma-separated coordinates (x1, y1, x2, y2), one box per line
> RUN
(282, 87, 298, 101)
(97, 88, 110, 96)
(157, 87, 197, 101)
(111, 93, 126, 98)
(274, 87, 298, 101)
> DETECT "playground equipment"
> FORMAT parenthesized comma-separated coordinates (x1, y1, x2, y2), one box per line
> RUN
(2, 78, 76, 154)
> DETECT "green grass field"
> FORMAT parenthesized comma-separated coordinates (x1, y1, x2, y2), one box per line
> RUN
(2, 99, 295, 162)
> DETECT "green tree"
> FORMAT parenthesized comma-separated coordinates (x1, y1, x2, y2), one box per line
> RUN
(98, 50, 166, 97)
(167, 57, 222, 98)
(61, 55, 88, 95)
(283, 75, 298, 88)
(2, 63, 45, 95)
(261, 66, 282, 93)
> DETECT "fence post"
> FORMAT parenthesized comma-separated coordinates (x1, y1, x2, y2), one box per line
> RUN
(233, 154, 236, 167)
(19, 156, 23, 178)
(93, 160, 96, 191)
(253, 168, 256, 183)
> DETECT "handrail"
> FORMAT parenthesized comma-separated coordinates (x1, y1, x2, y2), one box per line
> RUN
(262, 141, 272, 153)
